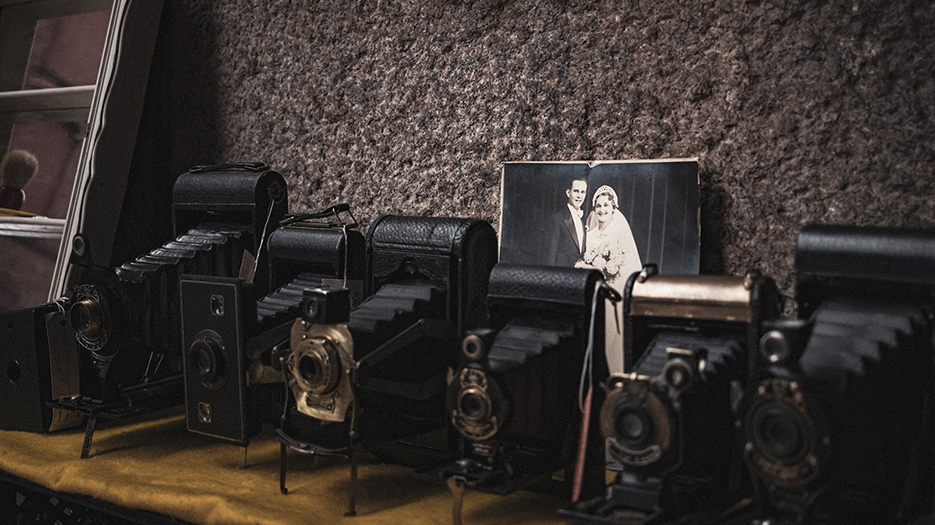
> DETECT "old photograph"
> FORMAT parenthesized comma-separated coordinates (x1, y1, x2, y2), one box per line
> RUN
(499, 159, 700, 373)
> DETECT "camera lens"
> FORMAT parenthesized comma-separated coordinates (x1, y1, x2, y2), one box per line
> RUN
(461, 393, 484, 419)
(71, 298, 103, 339)
(188, 334, 226, 388)
(72, 235, 87, 257)
(191, 343, 213, 376)
(457, 387, 491, 422)
(602, 381, 674, 467)
(615, 408, 653, 446)
(292, 339, 342, 395)
(751, 401, 808, 463)
(299, 355, 320, 383)
(462, 334, 486, 361)
(450, 369, 504, 441)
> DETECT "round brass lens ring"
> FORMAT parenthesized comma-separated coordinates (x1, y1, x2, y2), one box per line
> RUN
(70, 285, 109, 352)
(749, 400, 809, 465)
(449, 368, 504, 441)
(292, 337, 341, 396)
(742, 378, 826, 489)
(457, 386, 492, 422)
(71, 298, 103, 340)
(601, 379, 674, 466)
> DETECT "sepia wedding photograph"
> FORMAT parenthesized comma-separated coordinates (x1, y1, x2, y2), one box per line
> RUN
(499, 159, 700, 373)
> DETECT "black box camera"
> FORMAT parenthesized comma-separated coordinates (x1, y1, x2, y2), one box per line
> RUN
(59, 164, 287, 413)
(435, 263, 612, 501)
(279, 215, 498, 514)
(567, 267, 779, 524)
(738, 225, 935, 524)
(181, 214, 366, 446)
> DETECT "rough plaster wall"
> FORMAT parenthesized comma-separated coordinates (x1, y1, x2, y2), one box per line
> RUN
(148, 0, 935, 294)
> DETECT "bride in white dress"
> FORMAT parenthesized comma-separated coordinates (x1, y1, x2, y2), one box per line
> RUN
(576, 185, 641, 287)
(575, 185, 642, 373)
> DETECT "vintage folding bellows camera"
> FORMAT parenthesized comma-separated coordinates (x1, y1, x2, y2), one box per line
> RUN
(434, 263, 612, 499)
(278, 215, 497, 511)
(179, 208, 366, 446)
(51, 163, 287, 452)
(567, 266, 780, 524)
(738, 225, 935, 524)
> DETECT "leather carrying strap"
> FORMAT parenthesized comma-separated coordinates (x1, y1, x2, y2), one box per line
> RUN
(188, 162, 269, 173)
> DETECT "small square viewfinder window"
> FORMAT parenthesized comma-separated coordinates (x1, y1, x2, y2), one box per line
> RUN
(211, 295, 224, 316)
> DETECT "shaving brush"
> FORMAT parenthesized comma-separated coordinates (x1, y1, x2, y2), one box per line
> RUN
(0, 149, 38, 210)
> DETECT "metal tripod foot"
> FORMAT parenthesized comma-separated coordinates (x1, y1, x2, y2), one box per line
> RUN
(447, 476, 466, 525)
(80, 415, 97, 459)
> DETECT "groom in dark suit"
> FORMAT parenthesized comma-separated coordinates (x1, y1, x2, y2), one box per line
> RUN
(547, 177, 587, 266)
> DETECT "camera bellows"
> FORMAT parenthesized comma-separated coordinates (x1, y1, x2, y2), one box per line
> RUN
(564, 270, 779, 524)
(742, 297, 931, 523)
(738, 223, 935, 524)
(437, 264, 609, 498)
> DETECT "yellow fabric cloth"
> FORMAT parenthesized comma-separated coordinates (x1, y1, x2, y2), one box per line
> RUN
(0, 408, 571, 524)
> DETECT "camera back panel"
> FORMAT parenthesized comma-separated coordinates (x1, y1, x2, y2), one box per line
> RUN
(172, 164, 289, 295)
(180, 275, 258, 445)
(794, 224, 935, 318)
(366, 215, 498, 336)
(0, 305, 80, 432)
(623, 271, 779, 377)
(267, 225, 366, 293)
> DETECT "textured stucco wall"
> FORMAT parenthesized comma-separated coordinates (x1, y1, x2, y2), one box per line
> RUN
(130, 0, 935, 293)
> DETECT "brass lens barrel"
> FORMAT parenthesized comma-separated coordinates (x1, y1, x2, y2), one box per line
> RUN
(71, 298, 103, 340)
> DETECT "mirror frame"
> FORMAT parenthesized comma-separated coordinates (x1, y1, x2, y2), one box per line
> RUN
(48, 0, 164, 300)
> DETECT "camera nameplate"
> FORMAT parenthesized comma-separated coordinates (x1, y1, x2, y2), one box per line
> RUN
(602, 378, 677, 469)
(629, 275, 755, 322)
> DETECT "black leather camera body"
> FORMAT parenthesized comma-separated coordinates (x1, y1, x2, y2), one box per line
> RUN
(1, 164, 287, 437)
(568, 267, 780, 524)
(283, 215, 497, 446)
(279, 216, 498, 511)
(171, 162, 289, 295)
(180, 219, 366, 446)
(179, 275, 258, 445)
(436, 263, 611, 499)
(738, 225, 935, 525)
(0, 303, 80, 432)
(59, 164, 287, 410)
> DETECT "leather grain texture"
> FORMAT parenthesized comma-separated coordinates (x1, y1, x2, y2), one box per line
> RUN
(172, 168, 285, 207)
(488, 263, 603, 309)
(267, 225, 366, 286)
(367, 215, 491, 256)
(484, 263, 604, 371)
(366, 215, 498, 335)
(795, 224, 935, 285)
